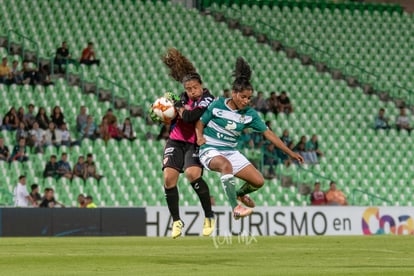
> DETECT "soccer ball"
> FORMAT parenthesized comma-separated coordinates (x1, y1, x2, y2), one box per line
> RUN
(151, 96, 177, 123)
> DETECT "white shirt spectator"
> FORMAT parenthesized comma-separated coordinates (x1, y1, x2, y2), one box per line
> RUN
(30, 128, 45, 146)
(60, 129, 71, 142)
(396, 115, 410, 128)
(45, 129, 62, 145)
(14, 182, 30, 207)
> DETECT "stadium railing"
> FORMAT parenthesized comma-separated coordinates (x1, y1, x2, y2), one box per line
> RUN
(96, 76, 131, 111)
(49, 52, 86, 92)
(351, 188, 392, 206)
(7, 29, 40, 68)
(199, 0, 403, 13)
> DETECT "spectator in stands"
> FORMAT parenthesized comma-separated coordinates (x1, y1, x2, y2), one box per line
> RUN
(2, 107, 19, 131)
(98, 117, 110, 142)
(108, 119, 122, 141)
(281, 129, 294, 150)
(0, 137, 10, 161)
(30, 183, 42, 206)
(263, 143, 279, 178)
(54, 41, 72, 73)
(279, 129, 294, 166)
(85, 195, 97, 208)
(310, 182, 326, 205)
(21, 61, 38, 85)
(43, 155, 59, 179)
(17, 107, 25, 127)
(294, 136, 318, 164)
(24, 104, 36, 129)
(44, 122, 61, 147)
(13, 175, 35, 207)
(84, 153, 101, 181)
(223, 89, 230, 98)
(76, 106, 88, 132)
(277, 91, 293, 114)
(251, 91, 269, 115)
(325, 181, 348, 206)
(39, 187, 65, 208)
(266, 92, 279, 116)
(73, 155, 86, 179)
(10, 138, 29, 162)
(396, 107, 411, 133)
(120, 118, 136, 141)
(16, 122, 29, 145)
(81, 115, 98, 140)
(306, 134, 324, 160)
(80, 42, 100, 66)
(77, 194, 87, 208)
(0, 57, 12, 85)
(29, 122, 46, 153)
(50, 106, 65, 129)
(11, 60, 23, 84)
(57, 152, 73, 179)
(103, 108, 117, 125)
(60, 123, 79, 147)
(36, 107, 50, 130)
(374, 108, 390, 130)
(37, 64, 54, 86)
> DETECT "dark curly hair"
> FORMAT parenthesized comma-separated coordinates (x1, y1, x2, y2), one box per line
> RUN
(161, 48, 202, 84)
(232, 57, 253, 93)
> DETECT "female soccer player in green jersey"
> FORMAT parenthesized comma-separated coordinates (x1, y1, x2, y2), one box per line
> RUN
(195, 57, 304, 219)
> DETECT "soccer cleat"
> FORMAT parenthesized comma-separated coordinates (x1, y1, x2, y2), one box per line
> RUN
(202, 217, 216, 237)
(233, 204, 253, 220)
(171, 220, 184, 239)
(237, 195, 256, 208)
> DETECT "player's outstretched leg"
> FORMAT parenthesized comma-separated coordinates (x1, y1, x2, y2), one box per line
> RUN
(236, 183, 258, 208)
(221, 174, 252, 220)
(235, 164, 265, 209)
(190, 177, 215, 236)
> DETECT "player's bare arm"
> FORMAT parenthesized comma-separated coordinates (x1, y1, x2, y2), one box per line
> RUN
(195, 120, 206, 146)
(263, 129, 304, 163)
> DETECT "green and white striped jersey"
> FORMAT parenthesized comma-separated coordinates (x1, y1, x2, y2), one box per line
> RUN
(200, 97, 268, 150)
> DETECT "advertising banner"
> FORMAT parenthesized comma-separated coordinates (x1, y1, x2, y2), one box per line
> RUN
(0, 208, 146, 237)
(146, 206, 414, 237)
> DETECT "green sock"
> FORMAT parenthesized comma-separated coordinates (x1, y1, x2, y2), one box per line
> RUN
(236, 182, 259, 197)
(220, 174, 238, 209)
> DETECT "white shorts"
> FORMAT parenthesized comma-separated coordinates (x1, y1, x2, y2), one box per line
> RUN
(199, 147, 251, 175)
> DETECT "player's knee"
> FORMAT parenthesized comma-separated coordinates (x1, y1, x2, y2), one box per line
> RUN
(252, 175, 265, 188)
(184, 169, 202, 183)
(220, 160, 233, 175)
(164, 175, 177, 189)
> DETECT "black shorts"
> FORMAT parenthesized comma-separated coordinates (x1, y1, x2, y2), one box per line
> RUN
(162, 139, 202, 172)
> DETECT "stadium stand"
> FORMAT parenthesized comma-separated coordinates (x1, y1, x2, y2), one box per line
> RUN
(207, 0, 414, 105)
(0, 0, 413, 207)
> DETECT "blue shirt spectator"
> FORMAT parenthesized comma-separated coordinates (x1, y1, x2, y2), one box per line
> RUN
(81, 115, 97, 139)
(374, 108, 390, 129)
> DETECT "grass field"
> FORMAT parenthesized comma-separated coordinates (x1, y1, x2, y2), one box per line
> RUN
(0, 236, 413, 275)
